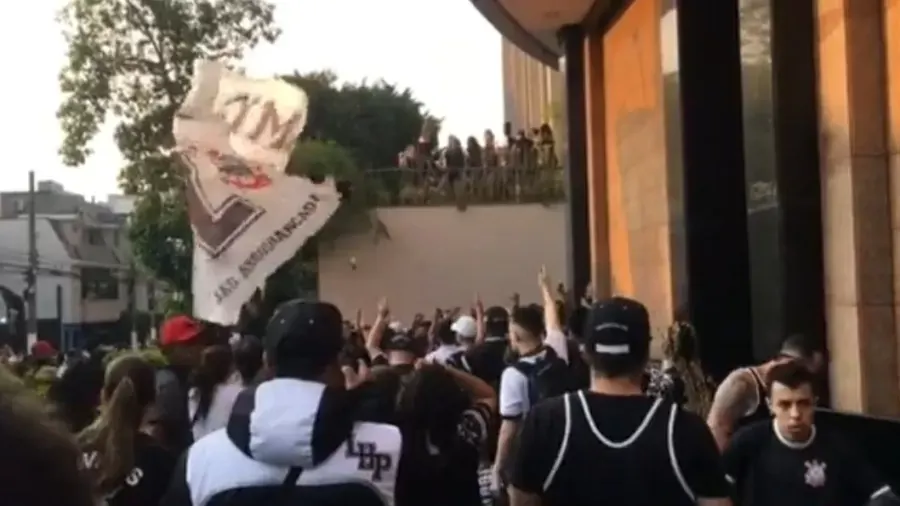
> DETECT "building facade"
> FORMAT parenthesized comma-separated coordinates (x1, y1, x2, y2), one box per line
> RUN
(470, 0, 900, 416)
(0, 181, 155, 349)
(502, 39, 567, 140)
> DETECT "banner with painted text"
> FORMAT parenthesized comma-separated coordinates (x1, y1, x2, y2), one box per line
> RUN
(173, 60, 341, 325)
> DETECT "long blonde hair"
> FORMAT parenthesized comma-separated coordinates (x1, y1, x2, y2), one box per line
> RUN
(663, 322, 713, 416)
(77, 354, 156, 496)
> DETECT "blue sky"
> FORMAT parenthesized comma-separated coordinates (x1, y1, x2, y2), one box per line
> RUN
(0, 0, 503, 198)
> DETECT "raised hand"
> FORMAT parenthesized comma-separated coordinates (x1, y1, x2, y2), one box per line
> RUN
(539, 265, 551, 288)
(376, 297, 389, 318)
(341, 359, 371, 390)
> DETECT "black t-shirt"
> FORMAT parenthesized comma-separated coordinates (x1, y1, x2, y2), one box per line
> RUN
(396, 402, 492, 506)
(724, 420, 891, 506)
(82, 432, 177, 506)
(455, 337, 508, 389)
(510, 391, 729, 506)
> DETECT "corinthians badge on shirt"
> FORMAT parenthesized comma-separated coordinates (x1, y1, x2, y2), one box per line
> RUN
(804, 460, 828, 488)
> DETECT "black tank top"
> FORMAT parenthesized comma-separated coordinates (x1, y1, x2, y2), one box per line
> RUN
(541, 392, 696, 506)
(736, 367, 769, 430)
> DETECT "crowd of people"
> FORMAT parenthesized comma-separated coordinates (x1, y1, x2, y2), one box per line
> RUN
(379, 122, 563, 206)
(0, 266, 897, 506)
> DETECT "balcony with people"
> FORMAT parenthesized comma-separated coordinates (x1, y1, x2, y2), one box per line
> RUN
(365, 122, 565, 207)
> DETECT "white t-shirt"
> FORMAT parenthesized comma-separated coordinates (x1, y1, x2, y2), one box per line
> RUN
(499, 328, 569, 419)
(188, 378, 244, 440)
(425, 344, 465, 365)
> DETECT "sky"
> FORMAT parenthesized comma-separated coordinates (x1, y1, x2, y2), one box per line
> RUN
(0, 0, 503, 199)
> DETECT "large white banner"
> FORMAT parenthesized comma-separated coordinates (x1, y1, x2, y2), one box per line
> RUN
(173, 61, 341, 325)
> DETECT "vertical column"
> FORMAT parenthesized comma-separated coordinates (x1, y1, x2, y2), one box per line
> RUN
(737, 0, 785, 360)
(816, 0, 899, 414)
(583, 29, 610, 297)
(560, 25, 591, 300)
(886, 0, 900, 390)
(674, 0, 754, 379)
(738, 0, 827, 362)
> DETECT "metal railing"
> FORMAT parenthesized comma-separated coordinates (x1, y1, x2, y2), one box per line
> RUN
(363, 163, 565, 207)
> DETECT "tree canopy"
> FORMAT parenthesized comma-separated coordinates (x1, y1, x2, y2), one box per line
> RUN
(286, 71, 434, 169)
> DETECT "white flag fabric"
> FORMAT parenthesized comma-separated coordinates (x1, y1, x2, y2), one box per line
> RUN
(173, 60, 341, 325)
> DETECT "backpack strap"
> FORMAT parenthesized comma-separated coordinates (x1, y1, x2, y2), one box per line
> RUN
(278, 467, 303, 505)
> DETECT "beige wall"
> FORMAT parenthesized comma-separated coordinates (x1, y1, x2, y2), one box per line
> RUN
(318, 204, 568, 322)
(601, 0, 673, 328)
(815, 0, 900, 415)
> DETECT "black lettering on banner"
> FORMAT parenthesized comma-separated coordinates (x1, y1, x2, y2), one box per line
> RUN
(223, 94, 305, 151)
(214, 276, 240, 305)
(346, 434, 392, 482)
(237, 196, 319, 279)
(181, 150, 265, 258)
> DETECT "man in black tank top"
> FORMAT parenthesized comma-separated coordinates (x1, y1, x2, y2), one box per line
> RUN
(707, 334, 826, 451)
(508, 297, 731, 506)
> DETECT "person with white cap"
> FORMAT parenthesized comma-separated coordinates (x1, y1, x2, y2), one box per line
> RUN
(507, 296, 731, 506)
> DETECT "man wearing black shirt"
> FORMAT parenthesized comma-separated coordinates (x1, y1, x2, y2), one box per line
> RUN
(723, 362, 893, 506)
(509, 297, 731, 506)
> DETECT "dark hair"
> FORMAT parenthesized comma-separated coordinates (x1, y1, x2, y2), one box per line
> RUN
(47, 354, 106, 433)
(511, 305, 543, 340)
(233, 336, 263, 386)
(484, 306, 509, 338)
(77, 354, 157, 496)
(0, 367, 96, 506)
(436, 320, 456, 346)
(779, 334, 822, 361)
(190, 345, 234, 423)
(396, 365, 470, 468)
(585, 339, 650, 379)
(766, 361, 816, 393)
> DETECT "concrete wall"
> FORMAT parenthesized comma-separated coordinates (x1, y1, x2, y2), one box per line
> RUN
(318, 204, 569, 322)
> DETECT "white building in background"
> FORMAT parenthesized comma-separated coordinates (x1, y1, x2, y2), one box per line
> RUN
(0, 180, 159, 347)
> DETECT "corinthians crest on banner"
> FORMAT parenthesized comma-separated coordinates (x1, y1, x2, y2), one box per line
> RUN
(173, 60, 341, 325)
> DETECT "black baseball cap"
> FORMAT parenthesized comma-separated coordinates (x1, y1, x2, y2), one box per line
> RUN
(583, 297, 651, 358)
(485, 306, 509, 325)
(382, 328, 425, 356)
(264, 299, 344, 375)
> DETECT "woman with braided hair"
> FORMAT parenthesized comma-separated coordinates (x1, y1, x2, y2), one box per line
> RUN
(644, 321, 714, 416)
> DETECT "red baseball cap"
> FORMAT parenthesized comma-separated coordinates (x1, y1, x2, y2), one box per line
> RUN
(30, 340, 57, 360)
(160, 315, 204, 347)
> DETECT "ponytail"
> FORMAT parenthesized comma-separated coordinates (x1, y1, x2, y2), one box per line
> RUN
(191, 345, 233, 424)
(78, 377, 140, 495)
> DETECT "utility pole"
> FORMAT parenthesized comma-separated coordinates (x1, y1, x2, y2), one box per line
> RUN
(147, 280, 157, 343)
(26, 171, 38, 351)
(128, 262, 138, 349)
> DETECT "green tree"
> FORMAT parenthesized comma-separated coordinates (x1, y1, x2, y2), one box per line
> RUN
(56, 0, 279, 300)
(288, 140, 382, 243)
(285, 72, 434, 169)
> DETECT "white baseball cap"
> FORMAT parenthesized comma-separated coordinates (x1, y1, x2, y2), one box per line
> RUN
(451, 315, 477, 339)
